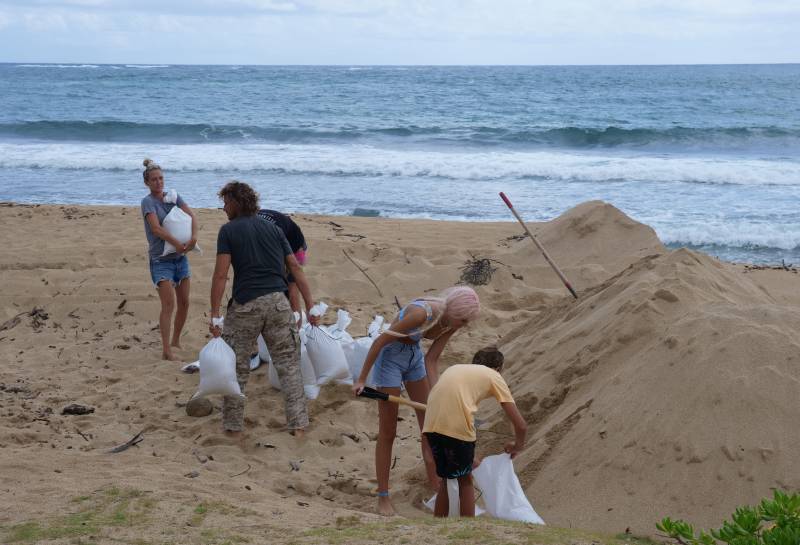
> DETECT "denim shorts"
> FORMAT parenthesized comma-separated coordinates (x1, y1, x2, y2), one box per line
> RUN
(373, 341, 426, 388)
(149, 255, 191, 287)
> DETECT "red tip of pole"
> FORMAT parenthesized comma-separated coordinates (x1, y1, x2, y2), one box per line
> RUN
(499, 192, 513, 209)
(566, 283, 579, 299)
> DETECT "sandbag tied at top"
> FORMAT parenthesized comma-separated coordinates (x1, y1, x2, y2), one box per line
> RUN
(192, 337, 243, 399)
(305, 325, 352, 385)
(326, 309, 354, 344)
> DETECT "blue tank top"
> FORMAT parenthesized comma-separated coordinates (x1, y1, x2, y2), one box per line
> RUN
(397, 300, 434, 342)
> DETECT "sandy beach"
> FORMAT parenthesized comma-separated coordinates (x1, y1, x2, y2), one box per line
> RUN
(1, 200, 798, 543)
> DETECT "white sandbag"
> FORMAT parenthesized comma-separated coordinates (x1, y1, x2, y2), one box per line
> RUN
(303, 384, 320, 399)
(342, 336, 376, 386)
(327, 309, 354, 344)
(192, 338, 243, 399)
(257, 334, 273, 364)
(423, 480, 485, 517)
(300, 343, 316, 386)
(367, 315, 386, 337)
(305, 326, 352, 385)
(471, 454, 544, 524)
(268, 360, 280, 389)
(309, 301, 328, 319)
(161, 205, 200, 256)
(341, 315, 387, 384)
(163, 188, 179, 204)
(292, 311, 308, 332)
(267, 344, 319, 399)
(249, 353, 261, 371)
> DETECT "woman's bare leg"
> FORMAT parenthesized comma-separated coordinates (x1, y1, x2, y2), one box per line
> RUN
(171, 277, 190, 349)
(376, 388, 400, 516)
(404, 377, 440, 491)
(156, 281, 176, 360)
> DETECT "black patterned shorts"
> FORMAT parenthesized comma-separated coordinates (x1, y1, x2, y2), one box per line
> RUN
(425, 432, 476, 479)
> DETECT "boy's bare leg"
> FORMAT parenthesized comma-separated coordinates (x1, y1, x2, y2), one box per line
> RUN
(457, 475, 475, 517)
(434, 478, 449, 517)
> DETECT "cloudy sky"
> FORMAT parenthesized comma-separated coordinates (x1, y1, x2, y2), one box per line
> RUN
(0, 0, 797, 65)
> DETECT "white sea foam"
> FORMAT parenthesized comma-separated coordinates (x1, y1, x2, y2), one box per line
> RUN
(16, 64, 101, 68)
(657, 222, 800, 251)
(1, 142, 798, 187)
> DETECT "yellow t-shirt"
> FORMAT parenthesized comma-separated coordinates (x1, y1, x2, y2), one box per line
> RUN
(422, 364, 514, 442)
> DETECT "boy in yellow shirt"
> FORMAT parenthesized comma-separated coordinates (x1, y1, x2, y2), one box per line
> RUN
(422, 347, 527, 517)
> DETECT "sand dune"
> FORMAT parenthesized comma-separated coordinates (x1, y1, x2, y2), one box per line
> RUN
(0, 200, 796, 540)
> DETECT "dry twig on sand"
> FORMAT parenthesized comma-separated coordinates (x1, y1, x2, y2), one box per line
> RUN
(108, 431, 144, 453)
(342, 249, 383, 297)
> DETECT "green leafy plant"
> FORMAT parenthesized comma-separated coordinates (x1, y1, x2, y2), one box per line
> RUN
(657, 490, 800, 545)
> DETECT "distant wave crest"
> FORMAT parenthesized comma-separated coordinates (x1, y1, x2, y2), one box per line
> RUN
(1, 120, 799, 151)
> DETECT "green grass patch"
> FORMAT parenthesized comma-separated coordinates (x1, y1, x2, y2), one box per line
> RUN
(199, 528, 252, 544)
(1, 486, 157, 543)
(302, 517, 662, 545)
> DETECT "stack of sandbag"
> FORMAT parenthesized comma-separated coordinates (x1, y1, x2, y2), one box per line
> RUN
(261, 302, 389, 396)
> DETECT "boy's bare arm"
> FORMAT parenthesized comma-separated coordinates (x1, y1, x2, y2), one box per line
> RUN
(500, 402, 527, 458)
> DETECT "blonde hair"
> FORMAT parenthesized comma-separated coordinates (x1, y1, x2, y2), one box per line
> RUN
(387, 286, 480, 339)
(142, 158, 161, 181)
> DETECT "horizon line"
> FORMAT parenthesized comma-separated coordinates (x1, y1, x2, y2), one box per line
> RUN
(2, 61, 799, 68)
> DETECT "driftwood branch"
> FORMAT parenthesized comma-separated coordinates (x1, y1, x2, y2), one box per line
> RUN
(0, 311, 26, 332)
(108, 431, 144, 453)
(342, 249, 383, 297)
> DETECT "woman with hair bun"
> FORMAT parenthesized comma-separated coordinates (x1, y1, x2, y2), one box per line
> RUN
(140, 158, 197, 361)
(352, 286, 480, 516)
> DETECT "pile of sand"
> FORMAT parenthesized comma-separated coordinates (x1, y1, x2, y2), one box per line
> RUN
(487, 247, 800, 532)
(0, 200, 797, 540)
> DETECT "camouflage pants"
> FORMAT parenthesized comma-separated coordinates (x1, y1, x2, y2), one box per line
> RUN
(221, 292, 308, 432)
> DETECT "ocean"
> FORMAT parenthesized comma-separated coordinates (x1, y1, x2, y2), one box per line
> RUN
(1, 63, 798, 263)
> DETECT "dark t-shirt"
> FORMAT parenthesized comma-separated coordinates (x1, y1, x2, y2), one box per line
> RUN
(217, 215, 293, 304)
(256, 209, 306, 253)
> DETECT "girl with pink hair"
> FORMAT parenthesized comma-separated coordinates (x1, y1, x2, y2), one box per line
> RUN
(352, 286, 480, 516)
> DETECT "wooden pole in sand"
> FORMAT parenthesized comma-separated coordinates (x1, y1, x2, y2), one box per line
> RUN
(499, 192, 578, 299)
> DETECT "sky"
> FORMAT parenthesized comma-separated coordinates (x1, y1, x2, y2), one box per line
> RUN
(0, 0, 798, 65)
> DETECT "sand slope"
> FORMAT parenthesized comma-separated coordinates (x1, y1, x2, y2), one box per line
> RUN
(0, 200, 796, 540)
(491, 249, 800, 532)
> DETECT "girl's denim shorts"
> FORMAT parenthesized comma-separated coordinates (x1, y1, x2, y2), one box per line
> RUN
(373, 340, 426, 388)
